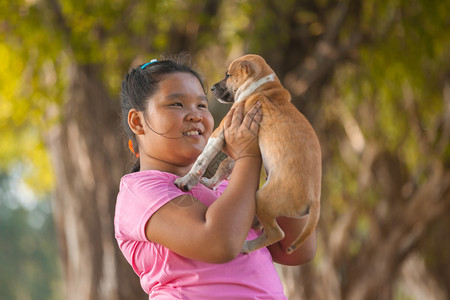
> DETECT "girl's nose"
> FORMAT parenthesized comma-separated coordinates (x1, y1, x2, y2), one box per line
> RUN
(186, 112, 203, 122)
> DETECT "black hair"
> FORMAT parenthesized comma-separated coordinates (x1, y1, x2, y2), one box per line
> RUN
(120, 54, 206, 173)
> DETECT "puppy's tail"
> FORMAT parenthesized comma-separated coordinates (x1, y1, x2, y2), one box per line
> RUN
(286, 199, 320, 254)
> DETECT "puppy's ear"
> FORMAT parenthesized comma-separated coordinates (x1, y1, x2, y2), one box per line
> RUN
(240, 61, 252, 76)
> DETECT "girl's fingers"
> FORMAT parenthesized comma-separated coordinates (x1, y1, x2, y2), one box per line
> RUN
(225, 101, 262, 130)
(249, 110, 262, 133)
(230, 102, 245, 127)
(242, 102, 261, 129)
(222, 101, 262, 160)
(224, 107, 235, 128)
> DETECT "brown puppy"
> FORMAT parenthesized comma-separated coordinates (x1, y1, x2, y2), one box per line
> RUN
(175, 54, 321, 254)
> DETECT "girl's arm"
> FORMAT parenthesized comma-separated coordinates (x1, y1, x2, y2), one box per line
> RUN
(145, 102, 262, 264)
(267, 216, 317, 265)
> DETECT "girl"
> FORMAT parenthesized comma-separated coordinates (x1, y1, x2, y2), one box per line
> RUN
(114, 56, 316, 299)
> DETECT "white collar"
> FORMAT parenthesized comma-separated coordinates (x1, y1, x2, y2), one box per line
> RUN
(235, 73, 275, 103)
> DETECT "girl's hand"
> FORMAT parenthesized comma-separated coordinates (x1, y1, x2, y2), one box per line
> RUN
(222, 101, 262, 160)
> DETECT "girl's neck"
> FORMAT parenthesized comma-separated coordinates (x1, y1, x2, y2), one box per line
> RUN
(139, 156, 193, 177)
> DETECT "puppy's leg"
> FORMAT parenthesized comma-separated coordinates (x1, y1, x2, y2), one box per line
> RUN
(175, 131, 225, 191)
(200, 157, 235, 190)
(242, 208, 284, 254)
(286, 198, 320, 254)
(241, 189, 285, 253)
(251, 216, 262, 231)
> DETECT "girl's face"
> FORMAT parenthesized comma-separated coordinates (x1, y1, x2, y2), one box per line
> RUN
(137, 72, 214, 173)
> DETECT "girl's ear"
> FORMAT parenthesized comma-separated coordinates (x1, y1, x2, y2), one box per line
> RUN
(128, 109, 145, 135)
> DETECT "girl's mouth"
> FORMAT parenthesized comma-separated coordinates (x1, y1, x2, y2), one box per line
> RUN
(183, 130, 202, 136)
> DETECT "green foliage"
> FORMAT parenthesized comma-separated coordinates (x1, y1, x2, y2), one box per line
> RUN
(0, 42, 57, 193)
(335, 0, 449, 168)
(322, 0, 450, 258)
(0, 0, 242, 194)
(0, 172, 62, 300)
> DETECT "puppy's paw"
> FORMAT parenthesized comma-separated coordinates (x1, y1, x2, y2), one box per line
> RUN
(200, 177, 220, 190)
(174, 175, 200, 191)
(241, 241, 251, 255)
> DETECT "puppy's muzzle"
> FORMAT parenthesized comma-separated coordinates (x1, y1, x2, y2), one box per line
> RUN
(212, 81, 234, 103)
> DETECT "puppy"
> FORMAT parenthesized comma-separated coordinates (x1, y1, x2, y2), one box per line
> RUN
(175, 54, 321, 254)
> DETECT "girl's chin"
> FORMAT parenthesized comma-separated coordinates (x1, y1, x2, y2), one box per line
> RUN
(179, 150, 204, 163)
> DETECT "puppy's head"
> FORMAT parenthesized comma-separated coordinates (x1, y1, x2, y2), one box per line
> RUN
(211, 54, 273, 103)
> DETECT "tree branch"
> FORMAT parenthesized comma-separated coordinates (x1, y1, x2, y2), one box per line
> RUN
(46, 0, 72, 41)
(285, 1, 362, 96)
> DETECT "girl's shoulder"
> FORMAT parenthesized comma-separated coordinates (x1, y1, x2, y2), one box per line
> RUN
(119, 170, 229, 205)
(121, 170, 228, 191)
(121, 169, 177, 182)
(119, 170, 181, 197)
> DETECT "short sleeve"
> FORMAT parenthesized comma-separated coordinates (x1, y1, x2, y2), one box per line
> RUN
(114, 171, 187, 243)
(215, 180, 229, 195)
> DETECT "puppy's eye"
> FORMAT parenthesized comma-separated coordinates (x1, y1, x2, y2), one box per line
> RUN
(225, 73, 231, 79)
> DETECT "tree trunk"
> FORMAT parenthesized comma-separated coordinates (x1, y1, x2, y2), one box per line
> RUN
(47, 63, 147, 300)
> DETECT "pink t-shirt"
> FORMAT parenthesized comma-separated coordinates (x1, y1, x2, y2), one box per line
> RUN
(114, 170, 286, 299)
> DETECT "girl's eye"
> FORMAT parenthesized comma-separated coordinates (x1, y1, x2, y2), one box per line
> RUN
(171, 102, 183, 107)
(198, 103, 207, 109)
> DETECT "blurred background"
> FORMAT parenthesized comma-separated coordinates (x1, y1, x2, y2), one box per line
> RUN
(1, 0, 449, 299)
